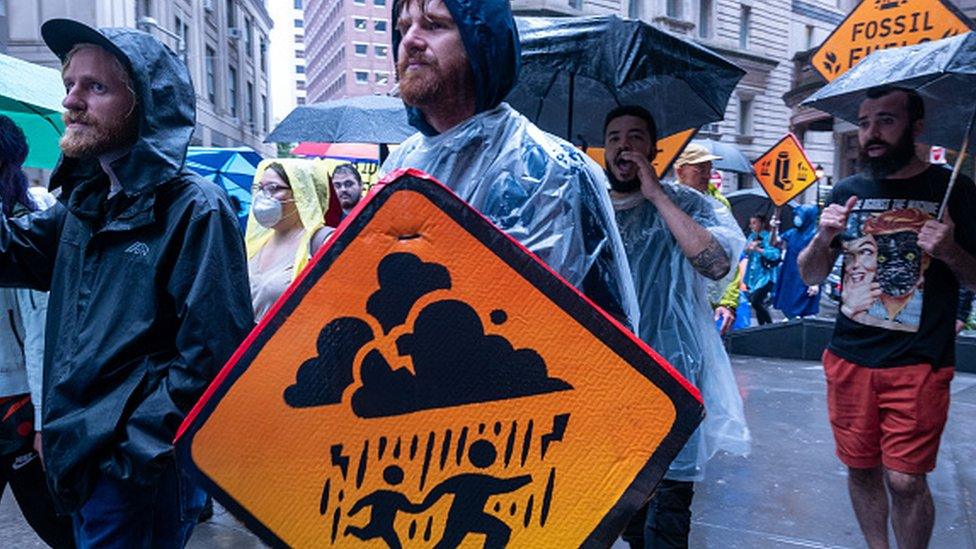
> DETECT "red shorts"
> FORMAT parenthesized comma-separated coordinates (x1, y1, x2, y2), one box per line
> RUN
(822, 350, 953, 474)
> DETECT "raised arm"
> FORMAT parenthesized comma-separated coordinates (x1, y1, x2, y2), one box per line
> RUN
(621, 151, 730, 281)
(798, 196, 856, 286)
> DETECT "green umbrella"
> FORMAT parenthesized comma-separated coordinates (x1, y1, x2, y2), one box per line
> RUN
(0, 53, 65, 170)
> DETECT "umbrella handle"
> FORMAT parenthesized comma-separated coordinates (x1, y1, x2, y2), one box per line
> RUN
(938, 106, 976, 221)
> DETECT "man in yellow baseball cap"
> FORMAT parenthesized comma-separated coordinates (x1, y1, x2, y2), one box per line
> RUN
(674, 143, 745, 335)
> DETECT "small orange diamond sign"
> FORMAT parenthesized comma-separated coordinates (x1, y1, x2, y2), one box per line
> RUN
(586, 127, 698, 178)
(812, 0, 973, 82)
(753, 134, 819, 207)
(176, 170, 703, 547)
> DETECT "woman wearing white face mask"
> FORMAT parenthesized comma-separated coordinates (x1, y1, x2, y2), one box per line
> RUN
(246, 159, 341, 321)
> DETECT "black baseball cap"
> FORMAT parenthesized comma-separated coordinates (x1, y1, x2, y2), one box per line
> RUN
(41, 18, 129, 69)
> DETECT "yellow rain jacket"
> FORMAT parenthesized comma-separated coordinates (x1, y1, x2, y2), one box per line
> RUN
(245, 158, 333, 278)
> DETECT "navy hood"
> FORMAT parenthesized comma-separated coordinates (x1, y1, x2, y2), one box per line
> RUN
(42, 19, 196, 198)
(392, 0, 521, 135)
(793, 204, 819, 238)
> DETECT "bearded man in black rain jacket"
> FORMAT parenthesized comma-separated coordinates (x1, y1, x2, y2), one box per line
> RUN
(0, 19, 253, 545)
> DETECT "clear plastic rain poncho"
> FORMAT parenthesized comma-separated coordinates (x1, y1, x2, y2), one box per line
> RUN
(245, 158, 333, 277)
(380, 103, 640, 329)
(613, 182, 750, 481)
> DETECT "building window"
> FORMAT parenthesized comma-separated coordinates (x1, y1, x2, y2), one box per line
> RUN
(570, 0, 582, 9)
(354, 0, 365, 5)
(374, 0, 386, 5)
(805, 24, 816, 50)
(296, 65, 306, 74)
(294, 33, 304, 44)
(295, 49, 305, 59)
(138, 0, 152, 18)
(294, 18, 303, 28)
(260, 39, 267, 71)
(293, 0, 302, 8)
(353, 17, 367, 31)
(375, 71, 389, 85)
(374, 20, 387, 33)
(666, 0, 682, 18)
(226, 0, 236, 27)
(262, 94, 269, 132)
(737, 97, 753, 136)
(228, 66, 238, 117)
(698, 0, 712, 38)
(245, 17, 253, 52)
(627, 0, 640, 18)
(246, 81, 254, 124)
(174, 14, 189, 55)
(739, 5, 751, 49)
(354, 70, 369, 84)
(297, 96, 306, 105)
(374, 44, 388, 58)
(354, 43, 368, 56)
(205, 46, 217, 104)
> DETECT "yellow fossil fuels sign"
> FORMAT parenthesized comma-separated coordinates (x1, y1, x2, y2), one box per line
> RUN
(176, 169, 703, 548)
(585, 127, 698, 178)
(812, 0, 973, 82)
(753, 134, 819, 207)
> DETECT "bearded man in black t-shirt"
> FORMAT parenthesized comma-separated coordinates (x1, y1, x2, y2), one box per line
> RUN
(799, 86, 976, 549)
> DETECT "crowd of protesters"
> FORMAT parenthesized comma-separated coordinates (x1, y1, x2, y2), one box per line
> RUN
(0, 0, 974, 548)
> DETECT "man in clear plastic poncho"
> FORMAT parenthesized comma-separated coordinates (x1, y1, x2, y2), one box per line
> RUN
(605, 106, 750, 548)
(379, 0, 639, 328)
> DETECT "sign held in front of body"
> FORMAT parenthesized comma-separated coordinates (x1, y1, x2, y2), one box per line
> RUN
(753, 134, 819, 207)
(812, 0, 973, 82)
(176, 169, 703, 548)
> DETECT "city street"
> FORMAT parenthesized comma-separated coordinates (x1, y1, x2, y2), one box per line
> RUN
(2, 355, 974, 547)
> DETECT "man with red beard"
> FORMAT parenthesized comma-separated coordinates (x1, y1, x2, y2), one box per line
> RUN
(379, 0, 639, 329)
(800, 86, 976, 549)
(0, 19, 253, 546)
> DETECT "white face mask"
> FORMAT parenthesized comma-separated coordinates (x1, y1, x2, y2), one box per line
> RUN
(252, 193, 284, 228)
(793, 214, 804, 228)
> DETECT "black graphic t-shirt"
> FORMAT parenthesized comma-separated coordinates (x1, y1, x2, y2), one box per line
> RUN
(827, 166, 976, 368)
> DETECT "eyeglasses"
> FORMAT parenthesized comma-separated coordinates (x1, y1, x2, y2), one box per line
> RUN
(255, 184, 292, 197)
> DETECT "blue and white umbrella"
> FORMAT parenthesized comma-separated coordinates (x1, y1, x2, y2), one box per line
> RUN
(186, 146, 264, 230)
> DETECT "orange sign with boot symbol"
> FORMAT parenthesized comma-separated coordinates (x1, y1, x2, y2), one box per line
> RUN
(753, 134, 819, 207)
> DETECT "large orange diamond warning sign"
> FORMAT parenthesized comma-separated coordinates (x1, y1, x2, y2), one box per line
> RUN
(176, 170, 703, 547)
(812, 0, 973, 82)
(753, 134, 819, 207)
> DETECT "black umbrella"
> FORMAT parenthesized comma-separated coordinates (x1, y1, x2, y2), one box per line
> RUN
(803, 32, 976, 219)
(725, 188, 795, 235)
(506, 15, 745, 147)
(266, 95, 414, 145)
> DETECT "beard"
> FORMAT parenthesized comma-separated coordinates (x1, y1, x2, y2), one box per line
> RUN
(858, 126, 915, 180)
(604, 151, 652, 193)
(60, 110, 138, 159)
(605, 166, 640, 193)
(338, 194, 359, 210)
(397, 50, 472, 110)
(397, 51, 447, 107)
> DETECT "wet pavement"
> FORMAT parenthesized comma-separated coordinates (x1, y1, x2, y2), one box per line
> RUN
(3, 355, 974, 547)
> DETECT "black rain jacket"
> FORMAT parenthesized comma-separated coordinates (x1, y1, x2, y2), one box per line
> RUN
(0, 27, 253, 511)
